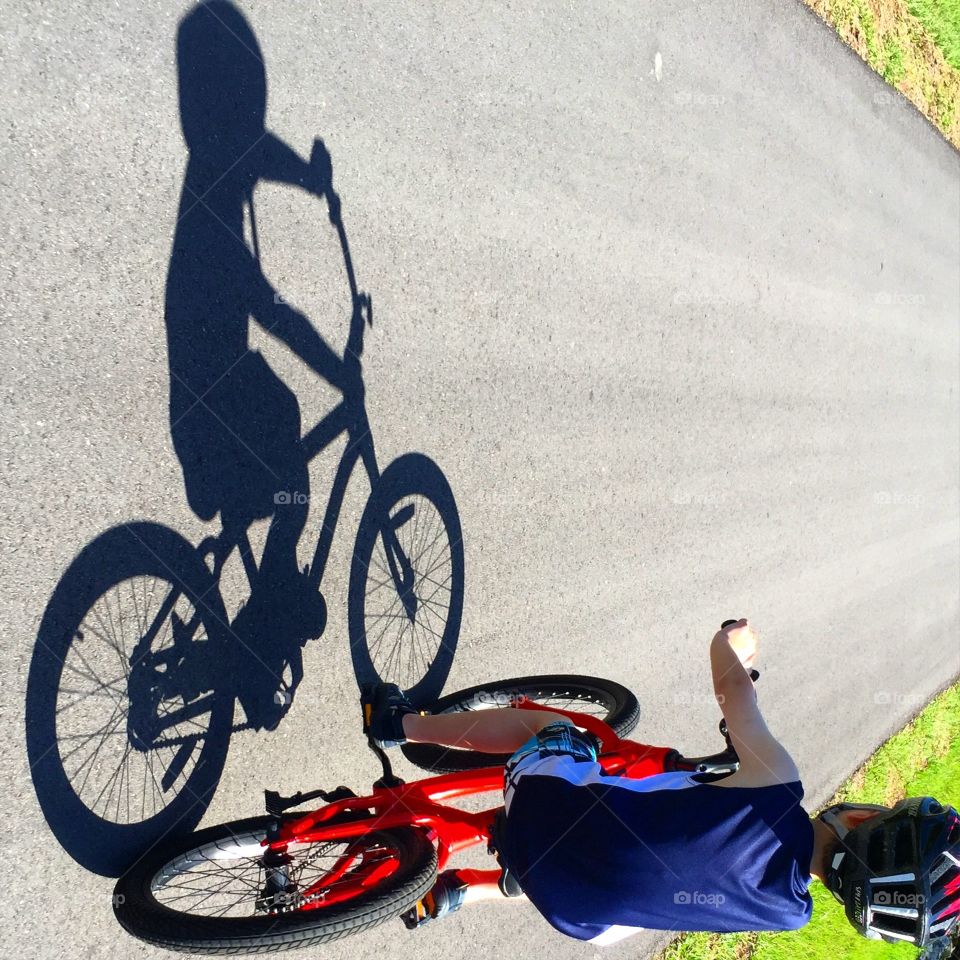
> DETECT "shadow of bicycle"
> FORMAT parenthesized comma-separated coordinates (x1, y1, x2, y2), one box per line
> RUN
(24, 0, 465, 877)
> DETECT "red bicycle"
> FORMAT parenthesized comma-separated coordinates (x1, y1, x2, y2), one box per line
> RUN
(114, 664, 751, 953)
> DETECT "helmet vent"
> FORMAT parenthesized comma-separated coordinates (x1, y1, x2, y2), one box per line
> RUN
(930, 853, 958, 889)
(872, 881, 917, 902)
(868, 830, 885, 867)
(871, 911, 919, 939)
(894, 824, 914, 865)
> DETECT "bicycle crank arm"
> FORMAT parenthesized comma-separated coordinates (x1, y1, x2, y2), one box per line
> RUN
(366, 736, 405, 789)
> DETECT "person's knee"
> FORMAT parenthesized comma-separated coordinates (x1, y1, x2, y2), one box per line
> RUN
(530, 714, 573, 734)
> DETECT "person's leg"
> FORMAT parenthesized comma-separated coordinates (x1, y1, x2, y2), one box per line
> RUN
(402, 709, 569, 754)
(402, 870, 527, 927)
(462, 879, 526, 905)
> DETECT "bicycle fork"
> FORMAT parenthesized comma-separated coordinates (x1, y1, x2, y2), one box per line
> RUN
(380, 513, 417, 622)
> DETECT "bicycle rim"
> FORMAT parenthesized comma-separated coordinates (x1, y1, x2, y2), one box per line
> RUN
(150, 827, 403, 918)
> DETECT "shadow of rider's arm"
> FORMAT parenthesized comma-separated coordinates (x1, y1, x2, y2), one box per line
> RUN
(250, 267, 347, 390)
(257, 132, 325, 195)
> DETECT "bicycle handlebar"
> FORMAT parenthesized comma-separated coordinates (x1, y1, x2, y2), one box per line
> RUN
(324, 187, 372, 364)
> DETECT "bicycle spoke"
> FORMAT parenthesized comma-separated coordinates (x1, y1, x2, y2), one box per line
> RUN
(418, 578, 452, 614)
(364, 591, 406, 656)
(54, 575, 217, 825)
(360, 491, 459, 691)
(442, 685, 613, 720)
(415, 536, 453, 588)
(75, 614, 130, 683)
(72, 700, 128, 802)
(152, 830, 403, 919)
(363, 571, 398, 597)
(415, 566, 452, 598)
(60, 638, 127, 708)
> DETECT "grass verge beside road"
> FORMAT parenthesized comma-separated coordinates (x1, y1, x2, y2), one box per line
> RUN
(804, 0, 960, 147)
(656, 679, 960, 960)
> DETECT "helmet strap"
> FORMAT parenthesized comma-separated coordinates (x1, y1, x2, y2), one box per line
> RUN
(819, 801, 891, 840)
(819, 802, 857, 839)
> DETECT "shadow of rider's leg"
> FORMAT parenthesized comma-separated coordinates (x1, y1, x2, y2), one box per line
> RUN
(258, 456, 309, 589)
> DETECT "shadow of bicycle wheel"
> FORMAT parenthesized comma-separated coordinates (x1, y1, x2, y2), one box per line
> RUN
(25, 522, 234, 877)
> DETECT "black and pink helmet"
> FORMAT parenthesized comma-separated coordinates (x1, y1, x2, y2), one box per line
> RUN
(822, 797, 960, 946)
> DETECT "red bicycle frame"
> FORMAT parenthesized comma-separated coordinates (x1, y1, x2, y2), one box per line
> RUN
(266, 700, 677, 910)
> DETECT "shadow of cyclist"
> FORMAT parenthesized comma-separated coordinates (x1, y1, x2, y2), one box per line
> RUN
(169, 0, 358, 727)
(25, 0, 464, 879)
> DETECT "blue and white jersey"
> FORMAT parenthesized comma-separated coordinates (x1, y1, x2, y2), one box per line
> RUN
(501, 751, 814, 943)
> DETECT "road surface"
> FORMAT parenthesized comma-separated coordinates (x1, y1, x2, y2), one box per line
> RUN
(2, 1, 958, 958)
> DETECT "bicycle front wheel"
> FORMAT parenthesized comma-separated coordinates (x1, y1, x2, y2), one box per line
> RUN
(401, 675, 640, 773)
(113, 814, 437, 954)
(349, 453, 464, 705)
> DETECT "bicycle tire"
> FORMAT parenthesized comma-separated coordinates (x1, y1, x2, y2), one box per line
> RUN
(349, 453, 464, 706)
(113, 814, 437, 954)
(25, 521, 233, 876)
(401, 674, 640, 773)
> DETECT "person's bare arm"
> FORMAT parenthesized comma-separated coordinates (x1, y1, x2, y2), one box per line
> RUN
(711, 619, 800, 787)
(402, 708, 566, 754)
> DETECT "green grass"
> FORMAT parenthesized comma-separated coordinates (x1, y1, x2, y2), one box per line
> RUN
(805, 0, 960, 146)
(884, 37, 908, 83)
(657, 681, 960, 960)
(908, 0, 960, 69)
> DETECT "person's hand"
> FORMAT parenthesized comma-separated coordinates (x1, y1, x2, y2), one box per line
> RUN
(715, 618, 758, 670)
(308, 137, 333, 198)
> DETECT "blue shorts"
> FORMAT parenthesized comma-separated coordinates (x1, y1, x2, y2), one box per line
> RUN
(503, 720, 599, 810)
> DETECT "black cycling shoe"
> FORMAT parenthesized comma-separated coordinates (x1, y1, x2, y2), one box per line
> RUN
(360, 682, 418, 749)
(401, 870, 468, 929)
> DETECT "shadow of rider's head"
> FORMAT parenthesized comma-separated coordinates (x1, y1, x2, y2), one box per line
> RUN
(177, 1, 266, 163)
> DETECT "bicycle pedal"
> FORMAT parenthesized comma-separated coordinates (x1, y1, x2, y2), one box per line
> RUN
(264, 789, 291, 816)
(401, 898, 432, 930)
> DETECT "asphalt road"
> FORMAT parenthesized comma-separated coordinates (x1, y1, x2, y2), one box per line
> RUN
(2, 1, 958, 959)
